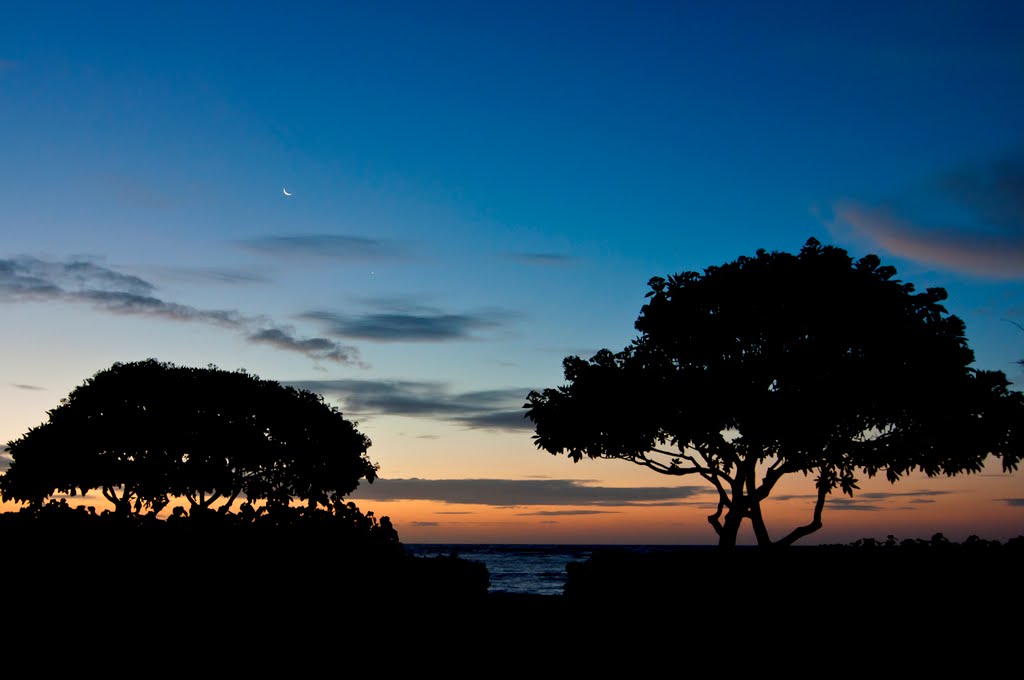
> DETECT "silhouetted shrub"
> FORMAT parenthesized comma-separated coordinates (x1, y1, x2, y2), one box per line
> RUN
(561, 535, 1024, 623)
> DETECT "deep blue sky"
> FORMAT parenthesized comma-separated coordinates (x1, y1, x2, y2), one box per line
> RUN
(2, 2, 1022, 543)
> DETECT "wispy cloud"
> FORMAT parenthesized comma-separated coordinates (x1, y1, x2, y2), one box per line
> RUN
(825, 489, 952, 511)
(516, 509, 619, 516)
(289, 378, 535, 431)
(772, 489, 952, 510)
(825, 498, 887, 511)
(92, 173, 179, 210)
(79, 289, 246, 326)
(0, 257, 153, 297)
(831, 153, 1024, 279)
(505, 252, 579, 266)
(347, 478, 707, 506)
(453, 409, 534, 431)
(0, 256, 361, 365)
(249, 328, 362, 365)
(857, 490, 951, 500)
(11, 383, 45, 391)
(237, 234, 410, 260)
(1002, 498, 1024, 507)
(301, 303, 517, 342)
(939, 156, 1024, 232)
(148, 266, 271, 286)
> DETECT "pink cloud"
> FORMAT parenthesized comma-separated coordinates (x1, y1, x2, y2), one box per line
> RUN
(832, 201, 1024, 280)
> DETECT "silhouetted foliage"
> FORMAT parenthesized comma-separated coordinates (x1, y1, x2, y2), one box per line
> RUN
(0, 362, 498, 622)
(0, 498, 492, 623)
(561, 534, 1024, 629)
(0, 359, 379, 517)
(526, 238, 1024, 548)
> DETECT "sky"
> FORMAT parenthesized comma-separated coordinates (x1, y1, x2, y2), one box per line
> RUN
(2, 1, 1023, 545)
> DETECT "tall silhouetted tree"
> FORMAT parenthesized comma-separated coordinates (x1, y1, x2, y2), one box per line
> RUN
(1, 359, 378, 516)
(525, 238, 1023, 549)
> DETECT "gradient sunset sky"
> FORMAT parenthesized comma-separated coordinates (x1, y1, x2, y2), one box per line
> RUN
(2, 1, 1022, 545)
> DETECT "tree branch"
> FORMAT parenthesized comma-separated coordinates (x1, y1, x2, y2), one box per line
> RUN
(774, 474, 828, 547)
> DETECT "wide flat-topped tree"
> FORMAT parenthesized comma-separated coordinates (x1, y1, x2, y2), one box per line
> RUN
(1, 359, 378, 517)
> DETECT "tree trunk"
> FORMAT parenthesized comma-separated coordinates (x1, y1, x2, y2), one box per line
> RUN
(717, 507, 743, 549)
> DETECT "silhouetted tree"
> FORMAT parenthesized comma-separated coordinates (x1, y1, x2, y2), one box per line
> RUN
(0, 359, 378, 516)
(525, 238, 1024, 549)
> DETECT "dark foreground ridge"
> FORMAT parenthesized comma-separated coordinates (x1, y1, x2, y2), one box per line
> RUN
(562, 535, 1024, 609)
(5, 511, 1021, 626)
(1, 508, 489, 613)
(3, 516, 1022, 666)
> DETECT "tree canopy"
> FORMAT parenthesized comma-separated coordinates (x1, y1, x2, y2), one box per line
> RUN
(525, 238, 1024, 548)
(1, 359, 379, 517)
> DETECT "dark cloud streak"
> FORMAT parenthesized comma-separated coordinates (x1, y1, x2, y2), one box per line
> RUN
(77, 290, 244, 327)
(858, 490, 951, 500)
(939, 156, 1024, 232)
(249, 328, 361, 365)
(237, 234, 409, 260)
(452, 409, 533, 431)
(151, 266, 271, 285)
(505, 252, 579, 266)
(289, 378, 535, 431)
(0, 256, 361, 365)
(516, 509, 617, 516)
(826, 499, 886, 512)
(302, 306, 515, 342)
(347, 478, 706, 506)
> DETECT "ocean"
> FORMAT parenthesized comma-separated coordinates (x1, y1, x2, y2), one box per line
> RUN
(403, 544, 699, 596)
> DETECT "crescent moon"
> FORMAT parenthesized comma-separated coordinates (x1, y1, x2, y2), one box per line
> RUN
(283, 187, 292, 197)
